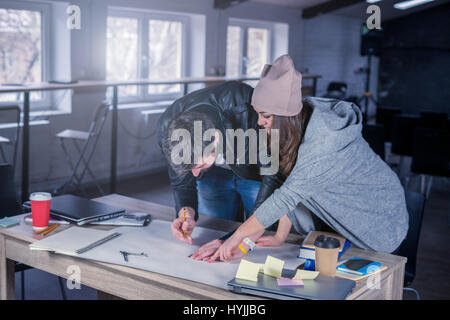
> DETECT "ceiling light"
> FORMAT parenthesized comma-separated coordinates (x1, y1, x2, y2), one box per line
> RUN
(367, 0, 382, 3)
(394, 0, 435, 10)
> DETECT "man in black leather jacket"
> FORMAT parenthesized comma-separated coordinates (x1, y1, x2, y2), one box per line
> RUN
(158, 81, 284, 244)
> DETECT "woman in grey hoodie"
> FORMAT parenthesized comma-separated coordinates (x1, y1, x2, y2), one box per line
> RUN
(192, 55, 408, 263)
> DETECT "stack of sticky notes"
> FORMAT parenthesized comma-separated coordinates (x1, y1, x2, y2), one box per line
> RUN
(235, 255, 320, 288)
(0, 217, 20, 228)
(277, 277, 304, 287)
(235, 259, 260, 282)
(263, 256, 284, 278)
(292, 269, 320, 280)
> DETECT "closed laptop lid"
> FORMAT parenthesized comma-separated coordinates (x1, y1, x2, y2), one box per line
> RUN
(228, 270, 355, 300)
(49, 194, 124, 223)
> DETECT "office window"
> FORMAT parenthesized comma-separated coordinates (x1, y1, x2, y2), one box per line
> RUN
(226, 19, 272, 79)
(226, 26, 241, 78)
(247, 28, 269, 77)
(148, 20, 182, 94)
(0, 7, 43, 102)
(106, 16, 139, 97)
(106, 9, 187, 102)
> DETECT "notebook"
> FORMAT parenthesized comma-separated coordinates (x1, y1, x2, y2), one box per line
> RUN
(0, 217, 20, 228)
(29, 227, 121, 256)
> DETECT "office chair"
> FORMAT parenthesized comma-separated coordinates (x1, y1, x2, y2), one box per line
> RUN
(410, 127, 450, 225)
(391, 115, 422, 179)
(375, 107, 401, 142)
(53, 101, 110, 196)
(420, 111, 448, 131)
(0, 106, 21, 170)
(395, 190, 426, 300)
(0, 164, 67, 300)
(323, 82, 347, 100)
(391, 115, 421, 157)
(362, 124, 385, 160)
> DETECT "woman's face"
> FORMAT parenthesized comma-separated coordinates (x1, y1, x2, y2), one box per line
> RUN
(253, 107, 274, 134)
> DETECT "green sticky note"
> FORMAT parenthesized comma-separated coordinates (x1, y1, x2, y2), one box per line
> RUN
(235, 259, 260, 282)
(0, 217, 20, 228)
(264, 255, 285, 278)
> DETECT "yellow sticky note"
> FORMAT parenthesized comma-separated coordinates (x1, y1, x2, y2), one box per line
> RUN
(263, 256, 284, 278)
(236, 259, 259, 282)
(292, 269, 319, 280)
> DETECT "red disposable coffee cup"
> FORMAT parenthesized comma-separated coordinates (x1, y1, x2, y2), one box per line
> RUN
(30, 192, 52, 231)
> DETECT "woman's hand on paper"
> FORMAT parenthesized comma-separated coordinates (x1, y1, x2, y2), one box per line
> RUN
(170, 207, 196, 244)
(257, 214, 291, 247)
(206, 233, 244, 262)
(256, 234, 285, 247)
(204, 236, 246, 263)
(206, 215, 266, 262)
(190, 239, 223, 261)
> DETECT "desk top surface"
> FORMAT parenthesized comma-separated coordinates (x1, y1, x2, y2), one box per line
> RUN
(0, 194, 406, 299)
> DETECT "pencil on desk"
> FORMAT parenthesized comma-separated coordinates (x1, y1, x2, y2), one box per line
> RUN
(39, 224, 59, 236)
(36, 224, 54, 234)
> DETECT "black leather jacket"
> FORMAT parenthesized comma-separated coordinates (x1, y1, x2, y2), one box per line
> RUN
(157, 81, 286, 220)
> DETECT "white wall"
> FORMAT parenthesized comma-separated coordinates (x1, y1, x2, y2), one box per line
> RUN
(300, 13, 379, 117)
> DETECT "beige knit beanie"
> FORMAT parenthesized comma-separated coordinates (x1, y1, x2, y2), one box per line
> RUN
(251, 55, 303, 116)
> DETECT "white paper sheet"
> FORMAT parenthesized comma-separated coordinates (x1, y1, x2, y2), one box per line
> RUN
(63, 220, 302, 289)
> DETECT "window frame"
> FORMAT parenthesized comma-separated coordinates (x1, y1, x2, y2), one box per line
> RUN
(227, 18, 274, 77)
(107, 7, 189, 103)
(0, 0, 51, 110)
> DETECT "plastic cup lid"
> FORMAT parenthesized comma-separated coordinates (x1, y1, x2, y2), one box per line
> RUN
(314, 235, 340, 249)
(30, 192, 52, 201)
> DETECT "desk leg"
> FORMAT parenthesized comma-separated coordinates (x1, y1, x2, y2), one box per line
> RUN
(183, 83, 188, 96)
(0, 235, 15, 300)
(391, 263, 405, 300)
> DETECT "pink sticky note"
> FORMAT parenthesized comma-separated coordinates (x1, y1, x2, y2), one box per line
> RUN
(277, 277, 304, 287)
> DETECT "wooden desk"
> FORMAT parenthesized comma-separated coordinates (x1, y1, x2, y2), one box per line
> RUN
(0, 194, 406, 300)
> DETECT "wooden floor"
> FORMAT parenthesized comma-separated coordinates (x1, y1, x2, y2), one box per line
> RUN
(16, 170, 450, 300)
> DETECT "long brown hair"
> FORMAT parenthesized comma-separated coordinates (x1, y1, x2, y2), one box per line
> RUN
(271, 102, 313, 177)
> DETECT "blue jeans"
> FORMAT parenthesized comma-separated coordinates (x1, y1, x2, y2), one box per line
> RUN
(197, 166, 261, 221)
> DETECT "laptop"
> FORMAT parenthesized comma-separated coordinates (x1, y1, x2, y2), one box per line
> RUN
(24, 194, 125, 225)
(228, 269, 356, 300)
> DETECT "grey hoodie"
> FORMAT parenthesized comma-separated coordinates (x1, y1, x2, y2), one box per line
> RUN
(253, 97, 409, 253)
